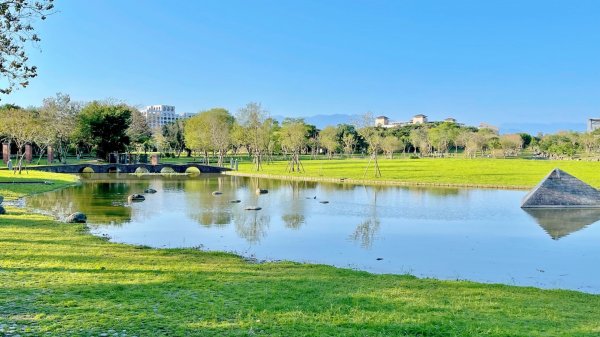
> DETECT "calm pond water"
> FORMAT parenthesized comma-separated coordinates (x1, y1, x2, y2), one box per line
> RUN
(26, 173, 600, 293)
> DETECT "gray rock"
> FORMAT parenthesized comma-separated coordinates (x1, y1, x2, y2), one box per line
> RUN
(0, 206, 4, 215)
(245, 206, 262, 210)
(144, 188, 157, 194)
(230, 200, 241, 203)
(212, 191, 223, 196)
(128, 194, 145, 203)
(65, 212, 86, 223)
(319, 201, 329, 204)
(255, 188, 268, 195)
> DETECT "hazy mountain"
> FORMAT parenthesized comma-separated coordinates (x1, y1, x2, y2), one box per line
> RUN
(272, 114, 361, 129)
(499, 122, 586, 135)
(272, 114, 588, 135)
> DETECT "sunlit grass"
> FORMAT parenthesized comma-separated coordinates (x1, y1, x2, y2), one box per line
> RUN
(236, 158, 600, 188)
(0, 170, 79, 200)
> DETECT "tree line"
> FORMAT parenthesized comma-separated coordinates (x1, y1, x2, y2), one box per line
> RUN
(1, 95, 598, 173)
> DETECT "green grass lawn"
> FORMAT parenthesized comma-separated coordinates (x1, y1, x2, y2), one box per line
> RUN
(0, 169, 79, 200)
(235, 158, 600, 189)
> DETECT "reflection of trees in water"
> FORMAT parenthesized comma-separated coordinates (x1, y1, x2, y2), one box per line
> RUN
(351, 218, 380, 249)
(234, 211, 270, 244)
(280, 180, 309, 230)
(26, 181, 138, 225)
(191, 211, 231, 227)
(407, 186, 462, 197)
(350, 186, 381, 249)
(183, 175, 238, 227)
(282, 214, 305, 229)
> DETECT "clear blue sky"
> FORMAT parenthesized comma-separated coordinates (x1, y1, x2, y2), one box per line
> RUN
(7, 0, 600, 128)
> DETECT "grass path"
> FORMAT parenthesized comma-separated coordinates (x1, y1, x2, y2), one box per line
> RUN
(234, 158, 600, 189)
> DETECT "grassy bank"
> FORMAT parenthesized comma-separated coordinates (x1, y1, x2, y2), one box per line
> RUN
(234, 158, 600, 189)
(1, 172, 600, 336)
(0, 170, 79, 200)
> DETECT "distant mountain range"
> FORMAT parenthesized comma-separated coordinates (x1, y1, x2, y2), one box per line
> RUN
(499, 122, 586, 135)
(272, 114, 362, 129)
(273, 114, 587, 135)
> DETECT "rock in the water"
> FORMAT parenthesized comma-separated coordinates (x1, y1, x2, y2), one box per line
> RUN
(212, 191, 223, 196)
(255, 188, 268, 195)
(0, 206, 5, 215)
(230, 200, 241, 203)
(128, 194, 145, 203)
(319, 201, 329, 204)
(245, 206, 262, 210)
(65, 212, 86, 223)
(144, 188, 157, 194)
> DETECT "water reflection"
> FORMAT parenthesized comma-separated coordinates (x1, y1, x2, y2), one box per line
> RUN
(234, 211, 270, 243)
(24, 173, 600, 293)
(281, 181, 308, 230)
(523, 208, 600, 240)
(351, 186, 381, 248)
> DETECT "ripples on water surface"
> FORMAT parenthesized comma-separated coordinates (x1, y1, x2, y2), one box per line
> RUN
(25, 173, 600, 293)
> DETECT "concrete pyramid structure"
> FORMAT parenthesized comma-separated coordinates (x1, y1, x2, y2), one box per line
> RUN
(521, 168, 600, 208)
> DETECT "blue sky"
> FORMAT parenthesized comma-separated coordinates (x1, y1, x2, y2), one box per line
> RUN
(6, 0, 600, 129)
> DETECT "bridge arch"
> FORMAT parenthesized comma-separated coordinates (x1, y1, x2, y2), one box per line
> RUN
(185, 166, 201, 175)
(160, 166, 175, 174)
(134, 166, 149, 174)
(79, 166, 95, 173)
(107, 166, 119, 173)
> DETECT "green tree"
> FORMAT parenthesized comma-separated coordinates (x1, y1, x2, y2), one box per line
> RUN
(162, 120, 186, 157)
(184, 108, 234, 166)
(280, 118, 308, 172)
(0, 107, 37, 172)
(355, 113, 383, 177)
(0, 0, 55, 97)
(78, 102, 133, 159)
(127, 108, 152, 153)
(40, 93, 81, 162)
(236, 102, 272, 171)
(381, 135, 402, 159)
(319, 126, 339, 159)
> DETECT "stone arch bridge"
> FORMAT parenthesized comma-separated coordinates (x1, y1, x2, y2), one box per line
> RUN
(29, 163, 229, 174)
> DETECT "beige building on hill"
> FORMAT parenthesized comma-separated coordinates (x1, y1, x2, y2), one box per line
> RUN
(374, 114, 462, 128)
(375, 116, 389, 127)
(411, 114, 428, 124)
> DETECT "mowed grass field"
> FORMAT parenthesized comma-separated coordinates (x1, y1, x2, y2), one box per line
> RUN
(236, 158, 600, 188)
(0, 169, 79, 200)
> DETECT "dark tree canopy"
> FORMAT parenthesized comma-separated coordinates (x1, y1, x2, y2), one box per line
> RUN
(78, 102, 133, 159)
(0, 0, 54, 96)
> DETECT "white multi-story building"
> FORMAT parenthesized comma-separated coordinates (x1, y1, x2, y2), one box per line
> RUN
(141, 105, 196, 129)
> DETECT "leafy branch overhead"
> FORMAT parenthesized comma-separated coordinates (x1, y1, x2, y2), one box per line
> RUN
(0, 0, 54, 96)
